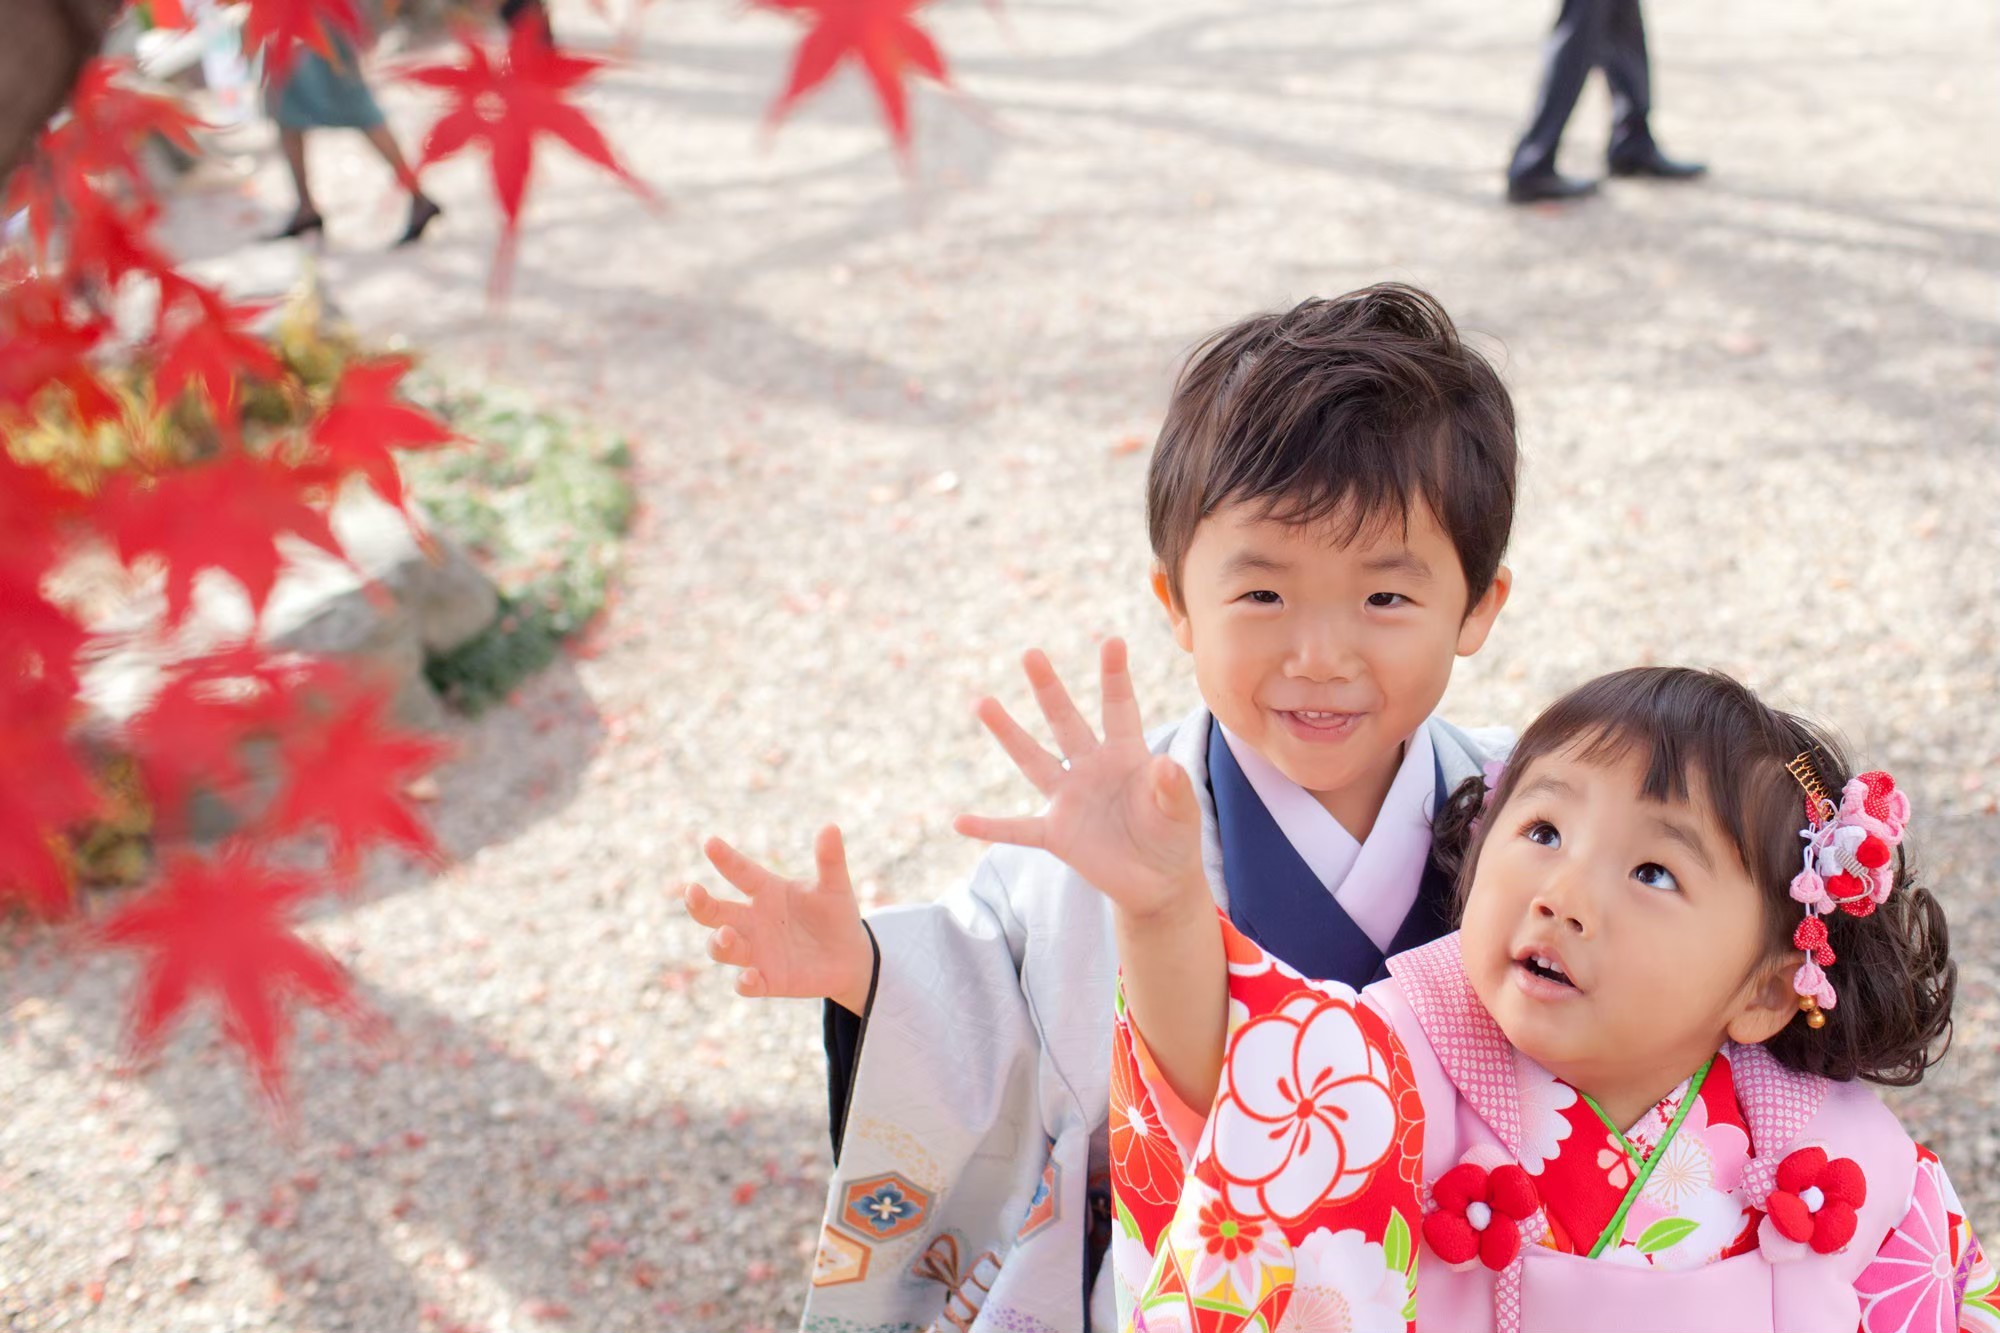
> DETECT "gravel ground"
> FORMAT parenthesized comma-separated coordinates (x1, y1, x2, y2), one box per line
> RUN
(5, 0, 1998, 1328)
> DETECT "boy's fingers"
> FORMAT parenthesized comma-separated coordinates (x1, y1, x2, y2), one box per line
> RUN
(1098, 637, 1143, 743)
(812, 825, 853, 895)
(953, 812, 1048, 850)
(682, 880, 748, 930)
(974, 697, 1066, 793)
(703, 836, 784, 898)
(1022, 648, 1097, 759)
(1152, 755, 1197, 823)
(705, 925, 750, 966)
(736, 968, 767, 998)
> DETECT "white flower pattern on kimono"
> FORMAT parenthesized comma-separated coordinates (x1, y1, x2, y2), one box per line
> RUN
(1640, 1126, 1715, 1211)
(1213, 992, 1396, 1225)
(1512, 1052, 1577, 1176)
(1645, 1186, 1749, 1272)
(1277, 1228, 1405, 1333)
(1112, 1224, 1154, 1315)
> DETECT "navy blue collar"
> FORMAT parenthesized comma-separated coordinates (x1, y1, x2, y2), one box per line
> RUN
(1208, 718, 1456, 987)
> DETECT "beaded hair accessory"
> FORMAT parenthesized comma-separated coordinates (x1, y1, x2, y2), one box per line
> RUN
(1786, 755, 1911, 1028)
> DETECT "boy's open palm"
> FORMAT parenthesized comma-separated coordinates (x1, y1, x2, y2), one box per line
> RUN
(682, 826, 872, 1013)
(955, 639, 1206, 919)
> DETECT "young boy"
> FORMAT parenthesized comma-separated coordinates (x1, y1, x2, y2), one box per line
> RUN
(683, 283, 1519, 1331)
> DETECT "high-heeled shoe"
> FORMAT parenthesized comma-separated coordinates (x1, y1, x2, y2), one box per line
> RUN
(395, 196, 443, 247)
(265, 208, 324, 242)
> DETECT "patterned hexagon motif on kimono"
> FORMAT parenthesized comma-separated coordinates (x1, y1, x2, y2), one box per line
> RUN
(1015, 1158, 1061, 1243)
(811, 1225, 871, 1287)
(839, 1171, 932, 1242)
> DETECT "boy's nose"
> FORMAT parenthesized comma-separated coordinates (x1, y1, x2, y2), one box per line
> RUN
(1285, 618, 1363, 682)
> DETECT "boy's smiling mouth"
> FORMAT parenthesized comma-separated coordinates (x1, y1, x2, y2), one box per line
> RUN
(1275, 709, 1366, 742)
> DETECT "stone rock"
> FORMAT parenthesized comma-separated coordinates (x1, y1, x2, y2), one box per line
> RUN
(72, 486, 501, 836)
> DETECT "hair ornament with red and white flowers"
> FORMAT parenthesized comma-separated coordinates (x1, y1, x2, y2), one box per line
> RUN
(1785, 756, 1912, 1028)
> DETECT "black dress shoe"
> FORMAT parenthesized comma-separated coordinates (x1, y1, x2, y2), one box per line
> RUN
(265, 208, 324, 241)
(394, 195, 443, 247)
(1607, 146, 1707, 180)
(1505, 171, 1599, 204)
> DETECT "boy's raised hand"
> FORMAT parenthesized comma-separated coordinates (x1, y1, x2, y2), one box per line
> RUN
(682, 825, 874, 1015)
(955, 638, 1206, 920)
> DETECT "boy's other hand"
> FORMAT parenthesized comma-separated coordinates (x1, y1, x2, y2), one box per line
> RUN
(955, 638, 1206, 921)
(682, 825, 873, 1015)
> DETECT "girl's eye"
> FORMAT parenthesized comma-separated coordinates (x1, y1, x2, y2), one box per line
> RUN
(1634, 863, 1681, 893)
(1523, 820, 1560, 848)
(1366, 592, 1410, 608)
(1242, 590, 1282, 606)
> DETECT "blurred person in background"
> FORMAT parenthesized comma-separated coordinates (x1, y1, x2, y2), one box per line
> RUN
(1506, 0, 1706, 204)
(263, 35, 442, 245)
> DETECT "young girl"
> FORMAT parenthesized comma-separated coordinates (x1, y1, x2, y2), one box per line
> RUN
(956, 647, 1989, 1332)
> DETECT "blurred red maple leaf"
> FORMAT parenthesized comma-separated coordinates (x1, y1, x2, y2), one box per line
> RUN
(0, 675, 99, 916)
(757, 0, 951, 156)
(2, 63, 201, 262)
(98, 448, 348, 625)
(60, 59, 207, 185)
(267, 687, 448, 878)
(241, 0, 369, 86)
(127, 644, 342, 830)
(405, 22, 650, 293)
(0, 272, 120, 428)
(152, 277, 283, 424)
(96, 843, 363, 1106)
(302, 355, 457, 511)
(60, 192, 178, 292)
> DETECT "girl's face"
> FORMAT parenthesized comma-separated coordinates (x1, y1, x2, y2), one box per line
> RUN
(1459, 743, 1800, 1114)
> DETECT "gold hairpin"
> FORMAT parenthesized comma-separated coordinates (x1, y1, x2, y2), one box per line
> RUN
(1786, 751, 1834, 817)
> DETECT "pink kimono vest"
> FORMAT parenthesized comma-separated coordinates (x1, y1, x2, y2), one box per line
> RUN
(1375, 936, 1917, 1333)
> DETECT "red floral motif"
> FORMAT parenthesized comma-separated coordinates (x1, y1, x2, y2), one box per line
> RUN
(1763, 1147, 1866, 1255)
(1422, 1161, 1538, 1271)
(1109, 1035, 1183, 1208)
(1197, 1195, 1270, 1263)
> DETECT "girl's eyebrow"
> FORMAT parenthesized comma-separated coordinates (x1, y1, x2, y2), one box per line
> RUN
(1649, 815, 1716, 872)
(1511, 773, 1575, 804)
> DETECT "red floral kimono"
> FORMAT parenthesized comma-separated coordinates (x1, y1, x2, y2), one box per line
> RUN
(1110, 919, 1998, 1333)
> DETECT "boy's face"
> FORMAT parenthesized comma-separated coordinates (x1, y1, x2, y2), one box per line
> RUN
(1154, 499, 1508, 833)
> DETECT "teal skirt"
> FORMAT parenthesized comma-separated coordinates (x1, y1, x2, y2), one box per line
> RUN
(266, 43, 384, 130)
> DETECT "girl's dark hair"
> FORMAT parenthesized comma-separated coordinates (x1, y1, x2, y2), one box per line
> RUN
(1434, 666, 1955, 1086)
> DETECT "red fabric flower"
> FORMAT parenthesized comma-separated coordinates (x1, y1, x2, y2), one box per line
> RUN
(1422, 1161, 1538, 1271)
(1765, 1147, 1866, 1254)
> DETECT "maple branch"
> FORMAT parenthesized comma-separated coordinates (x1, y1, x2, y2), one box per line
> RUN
(0, 0, 122, 180)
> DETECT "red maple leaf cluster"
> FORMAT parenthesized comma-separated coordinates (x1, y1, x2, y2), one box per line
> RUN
(4, 0, 962, 1112)
(2, 57, 455, 1109)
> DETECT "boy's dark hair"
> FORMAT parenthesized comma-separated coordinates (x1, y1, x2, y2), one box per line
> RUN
(1434, 666, 1956, 1086)
(1147, 283, 1517, 609)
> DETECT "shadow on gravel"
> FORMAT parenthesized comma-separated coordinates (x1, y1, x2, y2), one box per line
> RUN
(17, 964, 823, 1333)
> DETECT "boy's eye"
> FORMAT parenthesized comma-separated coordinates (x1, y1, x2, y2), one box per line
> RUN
(1242, 590, 1282, 606)
(1366, 592, 1410, 608)
(1523, 820, 1560, 848)
(1634, 863, 1681, 893)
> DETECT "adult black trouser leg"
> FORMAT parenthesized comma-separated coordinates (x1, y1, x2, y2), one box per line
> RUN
(1509, 0, 1655, 180)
